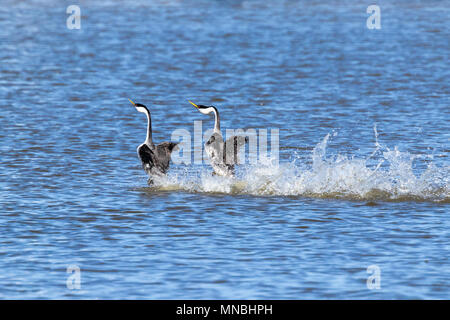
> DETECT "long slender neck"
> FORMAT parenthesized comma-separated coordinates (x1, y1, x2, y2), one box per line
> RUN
(211, 107, 220, 133)
(143, 109, 154, 146)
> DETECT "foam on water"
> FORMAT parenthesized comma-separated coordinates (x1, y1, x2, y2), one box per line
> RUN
(147, 126, 449, 203)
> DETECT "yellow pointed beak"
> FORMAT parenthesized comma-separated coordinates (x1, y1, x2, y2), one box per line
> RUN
(188, 100, 199, 108)
(128, 99, 136, 106)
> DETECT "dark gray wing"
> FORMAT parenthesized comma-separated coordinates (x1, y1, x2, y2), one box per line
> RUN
(155, 142, 179, 174)
(138, 144, 157, 175)
(223, 135, 248, 165)
(205, 132, 224, 162)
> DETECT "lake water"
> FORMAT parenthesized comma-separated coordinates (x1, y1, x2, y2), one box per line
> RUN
(0, 0, 449, 299)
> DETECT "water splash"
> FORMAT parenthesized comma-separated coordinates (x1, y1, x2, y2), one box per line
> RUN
(145, 127, 449, 203)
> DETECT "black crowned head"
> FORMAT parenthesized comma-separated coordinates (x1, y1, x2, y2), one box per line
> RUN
(129, 99, 149, 114)
(188, 100, 218, 115)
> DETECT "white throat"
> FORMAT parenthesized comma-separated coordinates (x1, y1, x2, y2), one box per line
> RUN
(136, 107, 154, 146)
(200, 107, 220, 133)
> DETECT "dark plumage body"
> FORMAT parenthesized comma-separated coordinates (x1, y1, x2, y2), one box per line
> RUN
(137, 141, 178, 176)
(130, 100, 178, 183)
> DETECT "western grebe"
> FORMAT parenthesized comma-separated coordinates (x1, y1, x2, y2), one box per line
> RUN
(130, 99, 178, 184)
(189, 100, 247, 176)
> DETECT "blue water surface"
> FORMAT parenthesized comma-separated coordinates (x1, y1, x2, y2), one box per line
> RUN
(0, 0, 449, 299)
